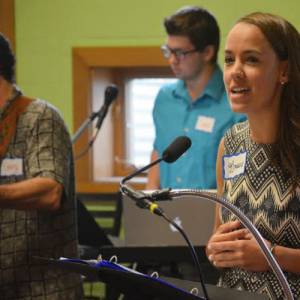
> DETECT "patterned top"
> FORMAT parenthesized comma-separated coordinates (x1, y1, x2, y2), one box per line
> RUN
(219, 121, 300, 300)
(0, 97, 83, 299)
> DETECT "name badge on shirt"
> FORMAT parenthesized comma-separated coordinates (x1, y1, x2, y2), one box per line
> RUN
(195, 116, 215, 133)
(1, 158, 23, 176)
(223, 152, 247, 179)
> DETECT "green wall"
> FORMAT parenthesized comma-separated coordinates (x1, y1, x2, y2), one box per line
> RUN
(15, 0, 300, 130)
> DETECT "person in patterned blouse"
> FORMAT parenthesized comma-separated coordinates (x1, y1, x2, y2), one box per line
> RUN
(206, 12, 300, 300)
(0, 33, 83, 299)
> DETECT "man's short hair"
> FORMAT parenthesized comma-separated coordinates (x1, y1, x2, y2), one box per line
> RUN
(0, 33, 15, 83)
(164, 6, 220, 63)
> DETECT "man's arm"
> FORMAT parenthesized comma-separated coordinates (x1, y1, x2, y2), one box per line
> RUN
(12, 101, 71, 212)
(0, 177, 62, 211)
(146, 150, 160, 189)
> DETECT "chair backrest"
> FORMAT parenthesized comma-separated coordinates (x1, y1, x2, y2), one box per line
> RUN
(76, 192, 123, 247)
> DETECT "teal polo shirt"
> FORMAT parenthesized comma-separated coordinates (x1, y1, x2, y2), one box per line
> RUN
(153, 65, 245, 189)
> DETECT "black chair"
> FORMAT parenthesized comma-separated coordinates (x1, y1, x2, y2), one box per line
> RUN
(77, 199, 113, 245)
(77, 192, 122, 244)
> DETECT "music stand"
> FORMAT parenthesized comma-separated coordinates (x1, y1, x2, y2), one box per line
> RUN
(33, 256, 203, 300)
(33, 256, 268, 300)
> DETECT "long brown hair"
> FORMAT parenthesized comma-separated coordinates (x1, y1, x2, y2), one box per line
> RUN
(238, 12, 300, 181)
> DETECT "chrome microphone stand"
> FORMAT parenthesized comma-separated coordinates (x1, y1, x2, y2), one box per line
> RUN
(161, 189, 294, 300)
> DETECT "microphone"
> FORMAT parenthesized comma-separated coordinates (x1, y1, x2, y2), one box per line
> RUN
(95, 84, 119, 130)
(120, 135, 210, 299)
(162, 135, 192, 163)
(121, 136, 191, 215)
(121, 136, 192, 184)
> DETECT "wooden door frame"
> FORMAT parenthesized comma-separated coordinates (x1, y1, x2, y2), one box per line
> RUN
(0, 0, 15, 51)
(73, 46, 169, 193)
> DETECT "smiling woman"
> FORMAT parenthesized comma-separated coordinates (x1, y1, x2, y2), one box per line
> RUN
(224, 22, 287, 123)
(206, 12, 300, 300)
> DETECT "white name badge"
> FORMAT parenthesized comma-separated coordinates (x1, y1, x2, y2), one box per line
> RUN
(223, 152, 247, 179)
(195, 116, 215, 133)
(1, 158, 23, 176)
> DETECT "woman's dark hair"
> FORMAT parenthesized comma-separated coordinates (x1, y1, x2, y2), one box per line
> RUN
(0, 33, 15, 83)
(238, 12, 300, 181)
(164, 6, 220, 64)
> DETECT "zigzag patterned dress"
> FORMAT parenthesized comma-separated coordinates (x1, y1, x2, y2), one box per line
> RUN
(219, 121, 300, 300)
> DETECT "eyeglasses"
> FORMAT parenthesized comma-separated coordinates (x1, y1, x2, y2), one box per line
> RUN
(161, 44, 200, 60)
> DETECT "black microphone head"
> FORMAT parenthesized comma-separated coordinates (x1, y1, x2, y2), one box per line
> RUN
(104, 84, 119, 106)
(162, 136, 192, 163)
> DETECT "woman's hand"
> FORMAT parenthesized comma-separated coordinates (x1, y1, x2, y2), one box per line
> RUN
(206, 220, 271, 272)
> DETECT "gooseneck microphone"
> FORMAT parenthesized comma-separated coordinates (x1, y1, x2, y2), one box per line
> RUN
(120, 136, 210, 300)
(121, 136, 191, 215)
(121, 136, 191, 184)
(95, 84, 119, 130)
(167, 190, 294, 300)
(162, 135, 192, 162)
(120, 135, 294, 300)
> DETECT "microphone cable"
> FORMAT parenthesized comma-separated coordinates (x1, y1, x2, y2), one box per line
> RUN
(119, 136, 211, 298)
(120, 184, 209, 300)
(74, 126, 101, 161)
(159, 209, 209, 300)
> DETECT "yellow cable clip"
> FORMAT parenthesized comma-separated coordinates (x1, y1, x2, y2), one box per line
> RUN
(149, 202, 158, 214)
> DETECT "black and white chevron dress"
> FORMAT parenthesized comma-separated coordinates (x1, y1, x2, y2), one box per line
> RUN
(219, 121, 300, 300)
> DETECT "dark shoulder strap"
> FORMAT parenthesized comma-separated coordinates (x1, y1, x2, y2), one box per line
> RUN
(0, 95, 34, 158)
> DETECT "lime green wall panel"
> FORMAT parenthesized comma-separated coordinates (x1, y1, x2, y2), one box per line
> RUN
(15, 0, 300, 130)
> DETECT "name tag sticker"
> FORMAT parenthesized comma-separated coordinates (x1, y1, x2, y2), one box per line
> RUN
(223, 152, 247, 179)
(195, 116, 215, 133)
(1, 158, 23, 176)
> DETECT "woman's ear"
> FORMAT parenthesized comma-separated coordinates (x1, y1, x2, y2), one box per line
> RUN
(279, 60, 288, 85)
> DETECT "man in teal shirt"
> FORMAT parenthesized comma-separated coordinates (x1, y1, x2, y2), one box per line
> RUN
(147, 6, 244, 190)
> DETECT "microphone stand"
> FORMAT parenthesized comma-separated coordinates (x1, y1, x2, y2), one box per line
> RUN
(121, 157, 163, 182)
(72, 104, 113, 159)
(72, 84, 118, 145)
(120, 182, 209, 300)
(152, 189, 294, 300)
(72, 112, 98, 144)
